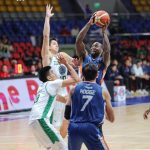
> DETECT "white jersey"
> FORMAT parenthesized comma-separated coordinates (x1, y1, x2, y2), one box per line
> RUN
(50, 56, 67, 80)
(49, 56, 68, 129)
(50, 56, 68, 97)
(29, 79, 63, 124)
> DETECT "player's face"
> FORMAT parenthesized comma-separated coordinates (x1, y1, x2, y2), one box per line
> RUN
(125, 60, 131, 67)
(91, 42, 103, 58)
(49, 40, 59, 53)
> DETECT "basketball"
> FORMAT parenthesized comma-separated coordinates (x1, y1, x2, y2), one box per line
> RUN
(93, 10, 110, 27)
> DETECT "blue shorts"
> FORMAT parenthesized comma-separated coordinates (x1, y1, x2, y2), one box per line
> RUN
(68, 122, 109, 150)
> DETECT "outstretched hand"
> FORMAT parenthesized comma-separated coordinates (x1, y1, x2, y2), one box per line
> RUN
(46, 4, 54, 18)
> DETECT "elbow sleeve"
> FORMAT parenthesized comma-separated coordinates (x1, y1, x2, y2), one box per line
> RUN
(64, 105, 71, 120)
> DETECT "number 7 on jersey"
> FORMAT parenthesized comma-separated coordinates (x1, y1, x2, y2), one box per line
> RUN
(81, 95, 93, 111)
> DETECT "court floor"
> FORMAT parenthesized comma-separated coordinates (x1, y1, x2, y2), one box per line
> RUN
(0, 98, 150, 150)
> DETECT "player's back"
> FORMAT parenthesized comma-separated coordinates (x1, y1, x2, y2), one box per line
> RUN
(70, 81, 105, 126)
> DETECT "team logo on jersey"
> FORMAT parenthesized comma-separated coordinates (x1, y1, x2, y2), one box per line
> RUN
(85, 85, 93, 90)
(59, 65, 67, 76)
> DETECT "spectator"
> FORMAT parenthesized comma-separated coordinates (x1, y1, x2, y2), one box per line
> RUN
(71, 26, 79, 37)
(132, 60, 149, 95)
(0, 64, 10, 78)
(10, 59, 17, 76)
(142, 60, 150, 74)
(120, 59, 136, 95)
(29, 64, 38, 76)
(105, 64, 123, 85)
(0, 36, 13, 58)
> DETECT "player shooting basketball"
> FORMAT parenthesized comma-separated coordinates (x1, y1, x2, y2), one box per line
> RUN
(62, 12, 112, 139)
(76, 13, 111, 84)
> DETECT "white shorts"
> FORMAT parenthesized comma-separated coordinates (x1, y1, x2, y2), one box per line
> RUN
(52, 101, 66, 130)
(53, 87, 68, 129)
(29, 118, 67, 150)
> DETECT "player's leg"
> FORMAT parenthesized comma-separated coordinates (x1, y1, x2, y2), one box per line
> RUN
(60, 118, 69, 138)
(52, 101, 66, 130)
(40, 118, 67, 150)
(53, 101, 69, 138)
(29, 118, 67, 150)
(29, 120, 53, 149)
(82, 123, 109, 150)
(68, 122, 83, 150)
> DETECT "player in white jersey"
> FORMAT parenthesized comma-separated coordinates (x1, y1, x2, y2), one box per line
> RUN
(41, 4, 77, 136)
(29, 54, 80, 150)
(49, 56, 68, 130)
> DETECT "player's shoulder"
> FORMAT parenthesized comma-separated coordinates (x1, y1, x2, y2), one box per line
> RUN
(73, 82, 84, 91)
(46, 79, 63, 86)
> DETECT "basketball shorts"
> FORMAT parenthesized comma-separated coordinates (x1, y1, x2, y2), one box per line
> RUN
(29, 118, 67, 150)
(68, 122, 109, 150)
(52, 101, 66, 130)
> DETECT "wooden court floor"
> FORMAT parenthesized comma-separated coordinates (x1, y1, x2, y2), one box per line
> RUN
(0, 103, 150, 150)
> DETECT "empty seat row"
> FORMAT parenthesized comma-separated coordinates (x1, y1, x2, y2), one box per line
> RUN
(0, 5, 61, 12)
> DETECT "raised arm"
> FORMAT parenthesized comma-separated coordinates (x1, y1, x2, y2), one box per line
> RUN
(102, 27, 111, 69)
(75, 17, 93, 58)
(41, 4, 54, 67)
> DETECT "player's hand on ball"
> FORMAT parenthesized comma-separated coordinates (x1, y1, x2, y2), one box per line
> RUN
(102, 24, 108, 33)
(46, 4, 54, 18)
(88, 14, 96, 25)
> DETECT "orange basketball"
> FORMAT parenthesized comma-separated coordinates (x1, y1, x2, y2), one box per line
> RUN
(93, 10, 110, 27)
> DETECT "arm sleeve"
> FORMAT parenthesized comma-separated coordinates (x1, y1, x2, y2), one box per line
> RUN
(46, 79, 63, 96)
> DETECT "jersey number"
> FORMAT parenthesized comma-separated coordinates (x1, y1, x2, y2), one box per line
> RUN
(81, 95, 93, 111)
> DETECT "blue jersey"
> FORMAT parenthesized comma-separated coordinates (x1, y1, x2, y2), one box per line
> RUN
(70, 82, 105, 125)
(82, 54, 105, 84)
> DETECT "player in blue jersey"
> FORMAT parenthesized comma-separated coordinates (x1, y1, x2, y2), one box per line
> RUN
(76, 15, 110, 84)
(66, 63, 114, 150)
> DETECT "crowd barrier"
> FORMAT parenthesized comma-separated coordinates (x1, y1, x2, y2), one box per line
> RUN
(0, 77, 126, 113)
(0, 76, 75, 113)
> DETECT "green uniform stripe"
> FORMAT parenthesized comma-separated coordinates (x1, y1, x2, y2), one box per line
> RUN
(50, 112, 53, 124)
(42, 96, 55, 118)
(38, 119, 59, 144)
